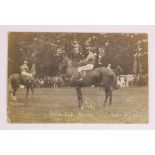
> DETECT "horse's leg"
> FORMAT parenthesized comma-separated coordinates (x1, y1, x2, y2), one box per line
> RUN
(79, 86, 83, 104)
(109, 93, 112, 106)
(103, 88, 108, 107)
(109, 87, 112, 106)
(76, 86, 83, 109)
(26, 87, 29, 100)
(104, 94, 108, 107)
(76, 86, 81, 108)
(13, 87, 16, 96)
(31, 86, 34, 99)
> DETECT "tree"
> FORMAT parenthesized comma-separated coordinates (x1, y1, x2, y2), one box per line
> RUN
(8, 32, 148, 77)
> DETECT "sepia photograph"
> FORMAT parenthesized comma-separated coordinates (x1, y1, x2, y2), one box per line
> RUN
(8, 32, 148, 123)
(1, 1, 155, 155)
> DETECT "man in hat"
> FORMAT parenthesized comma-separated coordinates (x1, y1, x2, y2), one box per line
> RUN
(78, 50, 97, 80)
(20, 60, 32, 78)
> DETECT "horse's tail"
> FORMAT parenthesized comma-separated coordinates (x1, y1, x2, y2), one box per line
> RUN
(8, 75, 15, 101)
(8, 75, 13, 94)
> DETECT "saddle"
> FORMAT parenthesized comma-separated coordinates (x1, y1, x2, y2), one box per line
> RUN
(21, 75, 33, 83)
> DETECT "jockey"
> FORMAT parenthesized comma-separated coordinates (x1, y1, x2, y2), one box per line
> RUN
(20, 60, 32, 78)
(78, 50, 97, 80)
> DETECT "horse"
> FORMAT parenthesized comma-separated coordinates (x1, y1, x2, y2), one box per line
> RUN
(9, 66, 36, 102)
(59, 55, 118, 109)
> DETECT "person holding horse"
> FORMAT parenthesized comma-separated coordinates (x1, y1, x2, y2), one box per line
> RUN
(78, 50, 97, 80)
(20, 60, 32, 78)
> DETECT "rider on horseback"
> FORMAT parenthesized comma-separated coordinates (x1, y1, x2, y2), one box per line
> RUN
(20, 60, 32, 78)
(78, 49, 97, 80)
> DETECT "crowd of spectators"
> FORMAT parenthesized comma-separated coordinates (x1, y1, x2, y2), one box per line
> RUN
(34, 75, 71, 88)
(117, 73, 148, 87)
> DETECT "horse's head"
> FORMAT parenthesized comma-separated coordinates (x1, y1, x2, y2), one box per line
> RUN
(59, 54, 68, 74)
(59, 55, 74, 74)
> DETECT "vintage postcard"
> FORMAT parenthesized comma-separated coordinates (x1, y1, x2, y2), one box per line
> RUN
(7, 31, 148, 124)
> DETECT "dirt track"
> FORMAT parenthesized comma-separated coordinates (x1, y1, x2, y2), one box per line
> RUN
(8, 86, 148, 123)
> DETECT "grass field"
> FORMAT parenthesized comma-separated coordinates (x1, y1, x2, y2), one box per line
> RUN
(8, 86, 148, 123)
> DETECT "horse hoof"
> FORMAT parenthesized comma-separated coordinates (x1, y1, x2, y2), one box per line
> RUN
(78, 104, 83, 110)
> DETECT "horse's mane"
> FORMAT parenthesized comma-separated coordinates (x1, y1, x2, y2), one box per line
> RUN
(65, 55, 80, 67)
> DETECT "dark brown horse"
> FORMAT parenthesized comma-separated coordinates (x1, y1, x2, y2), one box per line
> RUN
(59, 55, 118, 109)
(9, 73, 35, 102)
